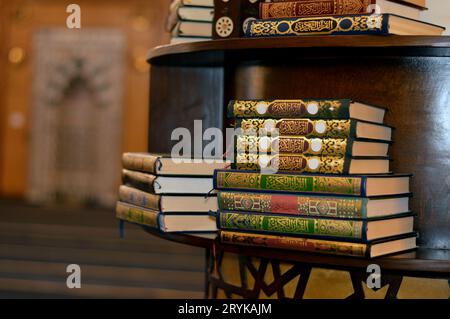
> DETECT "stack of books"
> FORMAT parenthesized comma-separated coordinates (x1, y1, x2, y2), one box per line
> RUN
(242, 0, 445, 37)
(167, 0, 214, 44)
(215, 99, 417, 258)
(116, 153, 227, 233)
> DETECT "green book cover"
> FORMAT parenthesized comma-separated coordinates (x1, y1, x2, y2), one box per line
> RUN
(228, 99, 351, 119)
(214, 170, 363, 195)
(116, 202, 159, 228)
(219, 211, 363, 239)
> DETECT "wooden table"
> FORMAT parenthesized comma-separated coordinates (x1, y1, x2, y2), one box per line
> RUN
(144, 228, 450, 299)
(146, 36, 450, 299)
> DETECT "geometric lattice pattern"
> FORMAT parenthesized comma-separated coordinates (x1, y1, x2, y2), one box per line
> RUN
(206, 251, 450, 299)
(208, 251, 312, 299)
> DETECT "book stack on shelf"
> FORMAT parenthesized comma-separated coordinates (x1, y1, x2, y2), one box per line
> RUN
(116, 153, 227, 233)
(212, 0, 445, 38)
(167, 0, 214, 44)
(245, 0, 445, 37)
(214, 99, 417, 258)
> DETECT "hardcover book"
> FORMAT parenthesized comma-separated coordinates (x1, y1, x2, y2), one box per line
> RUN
(217, 211, 414, 242)
(180, 0, 214, 7)
(213, 0, 264, 38)
(213, 169, 411, 197)
(172, 20, 213, 38)
(177, 6, 214, 22)
(116, 201, 158, 228)
(116, 202, 217, 232)
(243, 14, 445, 38)
(167, 0, 214, 32)
(122, 153, 228, 176)
(122, 169, 214, 195)
(119, 185, 218, 212)
(220, 230, 417, 258)
(234, 153, 390, 174)
(237, 119, 392, 141)
(228, 99, 386, 123)
(271, 0, 427, 6)
(260, 0, 423, 20)
(236, 135, 390, 157)
(217, 191, 410, 219)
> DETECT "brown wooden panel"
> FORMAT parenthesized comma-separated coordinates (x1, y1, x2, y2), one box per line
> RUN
(148, 66, 224, 156)
(148, 36, 450, 65)
(0, 0, 170, 197)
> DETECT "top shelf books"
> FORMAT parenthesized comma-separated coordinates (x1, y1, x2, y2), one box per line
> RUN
(213, 0, 445, 39)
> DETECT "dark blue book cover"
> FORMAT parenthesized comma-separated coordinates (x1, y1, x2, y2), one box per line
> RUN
(243, 14, 444, 37)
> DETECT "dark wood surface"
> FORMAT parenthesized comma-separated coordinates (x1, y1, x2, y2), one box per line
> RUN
(147, 36, 450, 66)
(143, 228, 450, 278)
(147, 36, 450, 251)
(149, 66, 223, 157)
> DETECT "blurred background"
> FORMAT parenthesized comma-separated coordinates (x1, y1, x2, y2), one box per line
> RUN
(0, 0, 205, 299)
(0, 0, 449, 298)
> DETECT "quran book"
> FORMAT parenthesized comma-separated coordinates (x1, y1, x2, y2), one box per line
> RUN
(172, 20, 213, 37)
(122, 169, 214, 195)
(116, 201, 158, 228)
(181, 0, 214, 7)
(244, 14, 445, 38)
(213, 170, 411, 197)
(228, 99, 386, 123)
(272, 0, 427, 7)
(116, 202, 217, 232)
(177, 6, 214, 22)
(119, 185, 218, 212)
(236, 136, 390, 157)
(234, 153, 390, 174)
(236, 119, 392, 141)
(122, 153, 228, 176)
(217, 211, 414, 242)
(217, 191, 410, 219)
(220, 230, 418, 258)
(167, 0, 214, 33)
(261, 0, 422, 20)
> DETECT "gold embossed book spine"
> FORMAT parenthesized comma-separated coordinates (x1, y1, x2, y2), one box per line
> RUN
(244, 14, 390, 37)
(122, 153, 160, 174)
(217, 191, 366, 219)
(220, 230, 368, 257)
(236, 136, 353, 156)
(228, 99, 353, 119)
(234, 153, 351, 174)
(218, 211, 365, 240)
(119, 185, 161, 211)
(213, 170, 365, 196)
(213, 0, 264, 39)
(122, 169, 158, 194)
(116, 202, 159, 228)
(260, 0, 373, 19)
(236, 118, 356, 139)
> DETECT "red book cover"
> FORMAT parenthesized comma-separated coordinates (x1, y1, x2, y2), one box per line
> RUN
(260, 0, 374, 19)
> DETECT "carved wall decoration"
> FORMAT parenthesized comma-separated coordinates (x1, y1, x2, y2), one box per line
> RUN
(27, 28, 125, 206)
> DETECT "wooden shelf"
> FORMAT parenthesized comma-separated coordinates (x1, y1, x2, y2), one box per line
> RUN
(147, 36, 450, 66)
(143, 228, 450, 278)
(147, 35, 450, 267)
